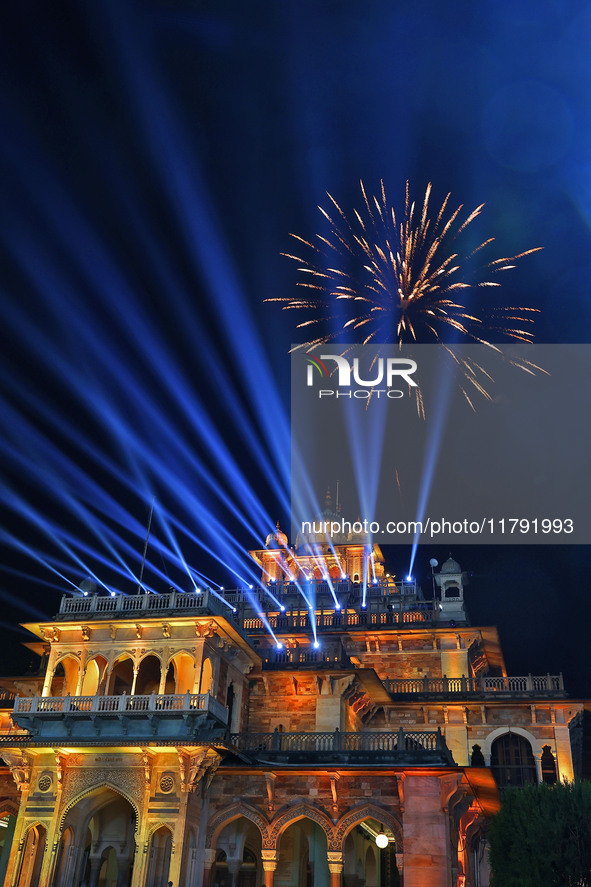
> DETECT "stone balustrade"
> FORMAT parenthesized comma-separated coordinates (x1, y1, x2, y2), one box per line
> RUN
(229, 727, 454, 765)
(57, 584, 436, 632)
(383, 673, 565, 698)
(14, 690, 228, 721)
(10, 691, 228, 742)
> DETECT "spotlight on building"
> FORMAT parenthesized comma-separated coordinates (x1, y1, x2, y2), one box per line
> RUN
(313, 641, 320, 649)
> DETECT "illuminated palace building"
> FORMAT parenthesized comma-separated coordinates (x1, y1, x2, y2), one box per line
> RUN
(0, 521, 582, 887)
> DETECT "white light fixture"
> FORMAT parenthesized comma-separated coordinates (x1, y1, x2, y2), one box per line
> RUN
(375, 832, 388, 849)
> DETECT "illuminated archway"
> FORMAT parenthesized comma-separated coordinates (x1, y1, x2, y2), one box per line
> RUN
(171, 651, 196, 694)
(212, 817, 262, 887)
(145, 825, 173, 887)
(16, 823, 46, 887)
(58, 786, 137, 887)
(107, 655, 134, 695)
(201, 657, 213, 694)
(277, 818, 329, 887)
(50, 655, 79, 696)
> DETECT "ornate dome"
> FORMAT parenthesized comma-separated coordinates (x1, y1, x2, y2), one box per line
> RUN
(265, 522, 288, 549)
(441, 555, 461, 574)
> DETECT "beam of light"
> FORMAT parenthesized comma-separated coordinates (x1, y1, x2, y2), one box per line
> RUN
(0, 370, 279, 599)
(0, 274, 276, 548)
(1, 209, 326, 627)
(407, 359, 456, 579)
(0, 483, 115, 594)
(0, 283, 295, 610)
(0, 18, 335, 638)
(0, 564, 54, 619)
(0, 528, 93, 597)
(101, 7, 351, 558)
(0, 140, 288, 541)
(101, 7, 293, 483)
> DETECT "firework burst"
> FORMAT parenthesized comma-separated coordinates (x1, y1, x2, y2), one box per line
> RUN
(269, 180, 542, 409)
(271, 180, 541, 348)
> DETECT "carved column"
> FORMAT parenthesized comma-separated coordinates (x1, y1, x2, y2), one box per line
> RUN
(226, 856, 242, 887)
(534, 753, 543, 784)
(261, 849, 277, 887)
(42, 662, 56, 696)
(88, 857, 102, 887)
(327, 851, 343, 887)
(158, 659, 168, 695)
(117, 858, 132, 887)
(131, 665, 140, 696)
(75, 663, 87, 696)
(201, 848, 216, 887)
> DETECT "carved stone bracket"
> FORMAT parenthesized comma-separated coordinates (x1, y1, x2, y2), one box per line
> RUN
(185, 748, 222, 794)
(264, 772, 276, 814)
(2, 751, 31, 792)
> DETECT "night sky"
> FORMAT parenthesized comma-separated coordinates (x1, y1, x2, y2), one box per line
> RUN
(0, 2, 589, 696)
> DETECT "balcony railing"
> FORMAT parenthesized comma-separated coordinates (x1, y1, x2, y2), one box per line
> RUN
(226, 578, 419, 599)
(56, 585, 439, 633)
(383, 674, 565, 698)
(13, 691, 228, 724)
(245, 605, 435, 633)
(262, 648, 352, 669)
(58, 588, 240, 622)
(229, 727, 454, 765)
(0, 689, 16, 708)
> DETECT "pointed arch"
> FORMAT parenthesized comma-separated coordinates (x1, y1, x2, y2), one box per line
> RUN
(59, 782, 141, 838)
(268, 803, 335, 849)
(207, 802, 269, 848)
(334, 803, 403, 853)
(201, 657, 213, 694)
(106, 655, 135, 695)
(81, 655, 108, 696)
(50, 654, 80, 696)
(146, 821, 174, 841)
(169, 651, 197, 694)
(0, 800, 19, 819)
(16, 822, 46, 887)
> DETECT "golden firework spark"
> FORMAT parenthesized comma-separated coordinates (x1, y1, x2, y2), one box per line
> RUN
(270, 180, 540, 349)
(269, 180, 543, 409)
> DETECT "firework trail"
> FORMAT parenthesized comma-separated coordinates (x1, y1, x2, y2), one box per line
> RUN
(269, 180, 542, 409)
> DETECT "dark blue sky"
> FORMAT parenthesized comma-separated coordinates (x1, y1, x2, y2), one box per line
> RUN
(0, 1, 589, 693)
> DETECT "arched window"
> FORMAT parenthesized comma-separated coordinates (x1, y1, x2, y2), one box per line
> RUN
(541, 745, 557, 784)
(491, 733, 536, 788)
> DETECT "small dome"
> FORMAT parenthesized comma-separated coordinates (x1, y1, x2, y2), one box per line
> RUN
(265, 522, 288, 549)
(441, 555, 461, 574)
